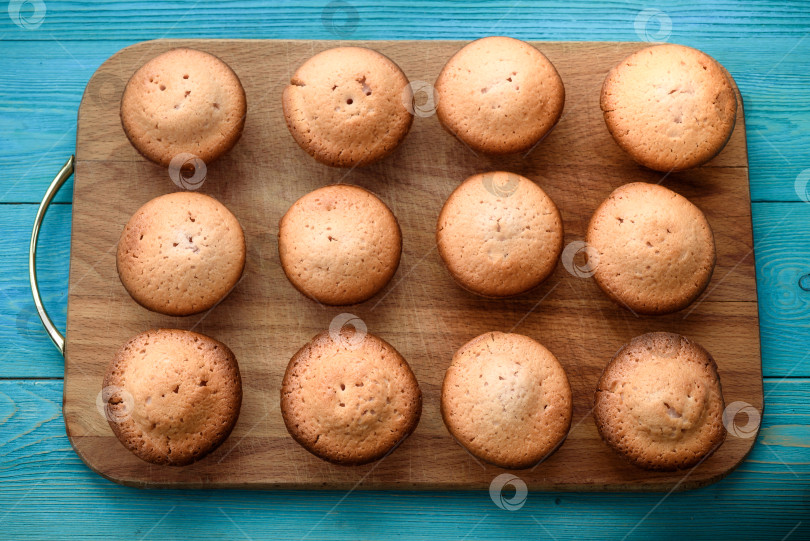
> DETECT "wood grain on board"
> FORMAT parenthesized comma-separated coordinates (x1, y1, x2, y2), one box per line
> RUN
(65, 39, 761, 490)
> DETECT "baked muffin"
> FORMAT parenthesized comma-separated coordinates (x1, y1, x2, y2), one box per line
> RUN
(586, 182, 715, 315)
(601, 43, 737, 171)
(441, 332, 572, 469)
(593, 332, 726, 470)
(120, 48, 247, 166)
(280, 329, 422, 465)
(437, 171, 563, 297)
(434, 36, 565, 154)
(282, 46, 413, 167)
(101, 329, 242, 466)
(278, 184, 401, 305)
(116, 192, 246, 316)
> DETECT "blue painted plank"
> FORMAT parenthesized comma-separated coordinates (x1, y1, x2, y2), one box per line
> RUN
(753, 202, 810, 377)
(0, 379, 808, 540)
(1, 1, 809, 41)
(1, 41, 121, 204)
(0, 205, 70, 377)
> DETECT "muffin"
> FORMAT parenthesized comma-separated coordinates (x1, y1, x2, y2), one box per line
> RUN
(116, 191, 246, 316)
(585, 182, 715, 315)
(441, 332, 572, 469)
(101, 329, 242, 466)
(601, 43, 737, 171)
(434, 36, 565, 154)
(282, 46, 413, 167)
(120, 48, 247, 166)
(280, 329, 422, 465)
(278, 184, 401, 305)
(436, 171, 563, 297)
(593, 332, 726, 470)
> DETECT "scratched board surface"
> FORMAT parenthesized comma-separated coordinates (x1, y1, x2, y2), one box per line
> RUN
(61, 39, 762, 490)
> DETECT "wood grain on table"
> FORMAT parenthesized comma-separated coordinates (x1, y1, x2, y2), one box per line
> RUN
(1, 1, 808, 539)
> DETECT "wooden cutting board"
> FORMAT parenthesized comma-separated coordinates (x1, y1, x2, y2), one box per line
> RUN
(64, 39, 761, 490)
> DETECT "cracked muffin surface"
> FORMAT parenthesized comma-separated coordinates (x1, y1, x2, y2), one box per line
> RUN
(282, 46, 413, 167)
(278, 184, 401, 305)
(600, 43, 737, 171)
(102, 329, 242, 466)
(436, 171, 563, 298)
(593, 332, 726, 470)
(440, 332, 572, 469)
(280, 329, 421, 465)
(586, 182, 715, 315)
(434, 36, 565, 154)
(120, 47, 247, 166)
(116, 191, 246, 316)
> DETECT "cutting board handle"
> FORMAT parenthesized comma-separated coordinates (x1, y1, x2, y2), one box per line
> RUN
(29, 155, 74, 356)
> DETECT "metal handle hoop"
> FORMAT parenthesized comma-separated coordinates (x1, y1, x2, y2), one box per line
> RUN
(29, 155, 75, 356)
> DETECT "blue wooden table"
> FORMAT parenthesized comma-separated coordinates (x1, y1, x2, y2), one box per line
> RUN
(1, 1, 809, 539)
